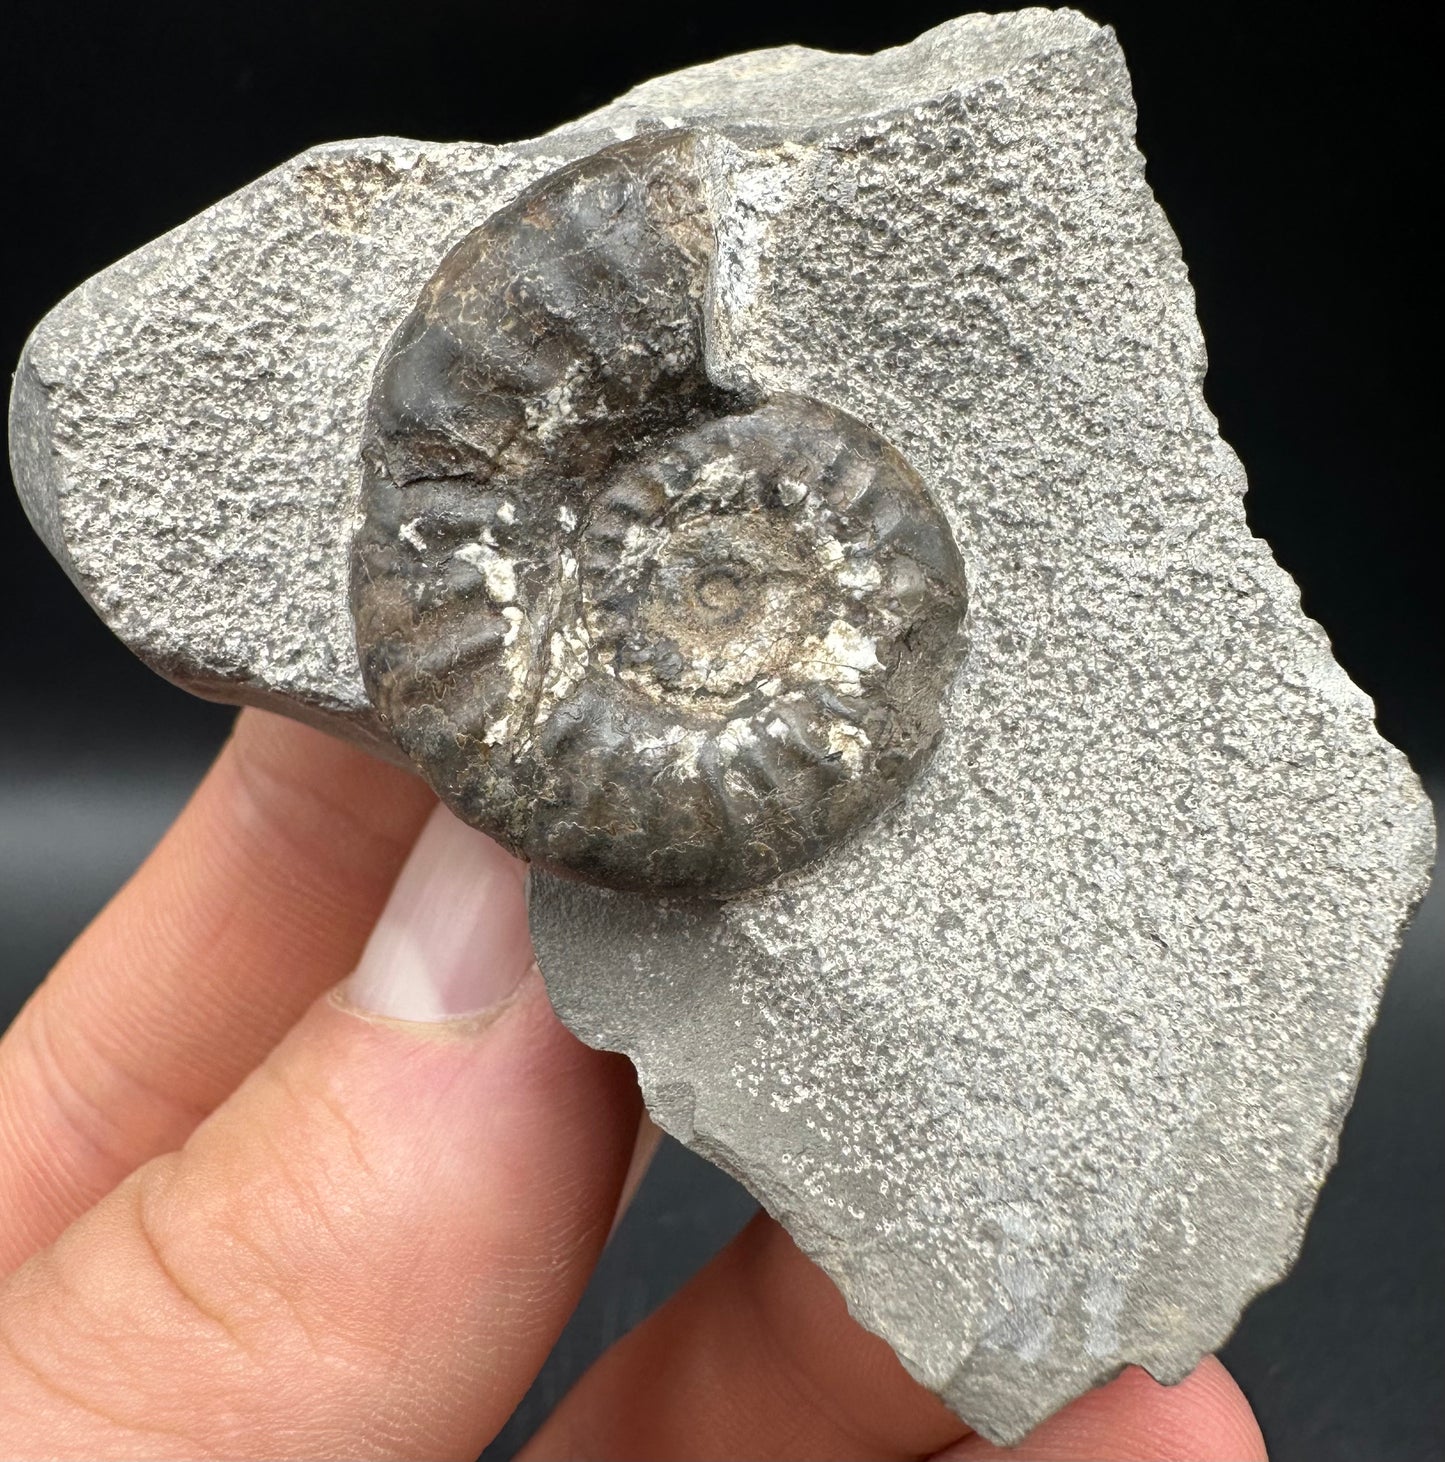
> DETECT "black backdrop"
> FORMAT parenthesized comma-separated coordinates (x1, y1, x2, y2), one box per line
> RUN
(3, 4, 1441, 1459)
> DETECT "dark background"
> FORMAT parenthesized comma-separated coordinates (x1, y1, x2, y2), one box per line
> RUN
(2, 3, 1440, 1459)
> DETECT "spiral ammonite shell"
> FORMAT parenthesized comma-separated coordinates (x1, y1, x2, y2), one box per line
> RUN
(350, 130, 968, 895)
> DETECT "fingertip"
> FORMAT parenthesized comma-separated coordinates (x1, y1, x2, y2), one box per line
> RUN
(945, 1355, 1266, 1461)
(344, 807, 531, 1021)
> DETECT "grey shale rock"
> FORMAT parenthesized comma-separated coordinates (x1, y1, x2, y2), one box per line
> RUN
(9, 8, 1434, 1443)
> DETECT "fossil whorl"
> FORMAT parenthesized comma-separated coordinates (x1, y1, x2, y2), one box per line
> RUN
(350, 130, 968, 895)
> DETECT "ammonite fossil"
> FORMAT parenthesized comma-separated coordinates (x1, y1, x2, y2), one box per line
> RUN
(350, 130, 968, 895)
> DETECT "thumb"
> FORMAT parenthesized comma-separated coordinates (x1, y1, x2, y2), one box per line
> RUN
(0, 809, 640, 1460)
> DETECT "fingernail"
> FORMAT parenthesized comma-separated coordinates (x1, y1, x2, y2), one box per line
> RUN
(345, 805, 532, 1021)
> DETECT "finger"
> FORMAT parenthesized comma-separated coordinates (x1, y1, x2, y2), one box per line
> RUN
(522, 1212, 968, 1461)
(0, 809, 641, 1460)
(940, 1356, 1266, 1460)
(0, 708, 433, 1271)
(610, 1115, 664, 1238)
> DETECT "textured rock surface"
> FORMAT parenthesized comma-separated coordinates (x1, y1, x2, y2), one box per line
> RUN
(9, 8, 1434, 1444)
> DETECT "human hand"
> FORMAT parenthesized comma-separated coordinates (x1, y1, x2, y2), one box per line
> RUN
(0, 710, 1267, 1459)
